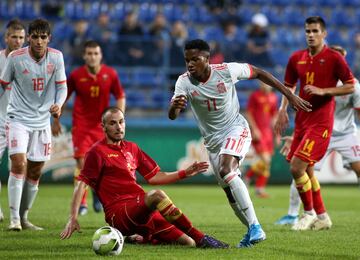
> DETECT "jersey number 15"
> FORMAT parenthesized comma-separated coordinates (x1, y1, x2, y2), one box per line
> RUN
(32, 78, 44, 91)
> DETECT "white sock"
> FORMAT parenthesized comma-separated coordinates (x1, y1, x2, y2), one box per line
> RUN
(317, 212, 329, 220)
(223, 172, 259, 226)
(20, 179, 39, 221)
(230, 202, 249, 228)
(8, 173, 25, 222)
(288, 180, 301, 216)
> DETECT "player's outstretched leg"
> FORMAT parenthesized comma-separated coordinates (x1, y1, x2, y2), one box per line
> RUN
(222, 171, 266, 247)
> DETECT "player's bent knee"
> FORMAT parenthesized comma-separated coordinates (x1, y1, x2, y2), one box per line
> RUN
(219, 166, 232, 178)
(145, 189, 168, 206)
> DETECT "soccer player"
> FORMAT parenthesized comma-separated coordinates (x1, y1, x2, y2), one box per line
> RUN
(0, 18, 67, 231)
(0, 19, 26, 222)
(168, 39, 311, 247)
(52, 40, 125, 215)
(276, 45, 360, 226)
(60, 107, 228, 248)
(274, 17, 355, 231)
(245, 82, 279, 198)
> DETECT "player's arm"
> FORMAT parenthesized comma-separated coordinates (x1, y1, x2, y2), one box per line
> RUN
(147, 161, 209, 185)
(250, 65, 311, 112)
(116, 97, 126, 113)
(60, 181, 87, 239)
(168, 95, 187, 120)
(304, 82, 354, 96)
(274, 84, 296, 134)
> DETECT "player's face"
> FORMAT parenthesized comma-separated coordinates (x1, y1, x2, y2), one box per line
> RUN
(83, 46, 102, 68)
(28, 31, 51, 59)
(5, 29, 25, 52)
(184, 49, 209, 80)
(305, 23, 326, 49)
(103, 110, 126, 143)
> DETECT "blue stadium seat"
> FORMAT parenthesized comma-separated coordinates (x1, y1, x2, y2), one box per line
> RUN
(326, 29, 346, 46)
(330, 9, 355, 27)
(125, 90, 146, 109)
(317, 0, 339, 7)
(282, 6, 303, 26)
(203, 26, 224, 42)
(163, 3, 183, 23)
(138, 3, 158, 23)
(151, 90, 171, 109)
(270, 48, 289, 67)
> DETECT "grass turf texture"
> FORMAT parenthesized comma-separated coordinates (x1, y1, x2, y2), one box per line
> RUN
(0, 185, 359, 259)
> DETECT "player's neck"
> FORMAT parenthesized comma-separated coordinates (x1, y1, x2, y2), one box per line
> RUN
(5, 47, 12, 57)
(87, 64, 101, 75)
(197, 66, 211, 83)
(29, 47, 46, 62)
(308, 44, 325, 56)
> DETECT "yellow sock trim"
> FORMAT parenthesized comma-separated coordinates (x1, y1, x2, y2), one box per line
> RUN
(251, 160, 267, 174)
(310, 176, 320, 191)
(156, 198, 173, 212)
(295, 174, 311, 193)
(156, 198, 182, 222)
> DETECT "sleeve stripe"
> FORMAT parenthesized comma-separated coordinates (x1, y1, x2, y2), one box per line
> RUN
(284, 81, 296, 87)
(0, 79, 10, 85)
(143, 165, 160, 179)
(247, 64, 253, 78)
(55, 80, 66, 84)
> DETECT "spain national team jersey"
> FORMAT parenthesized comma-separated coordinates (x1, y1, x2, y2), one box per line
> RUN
(247, 90, 278, 136)
(0, 46, 67, 129)
(333, 79, 360, 136)
(78, 139, 160, 211)
(0, 50, 9, 132)
(68, 65, 125, 129)
(173, 63, 253, 150)
(284, 45, 354, 131)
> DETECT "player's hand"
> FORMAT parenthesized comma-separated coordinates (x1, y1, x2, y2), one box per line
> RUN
(279, 136, 293, 157)
(51, 119, 62, 137)
(171, 95, 187, 110)
(60, 218, 81, 240)
(50, 104, 61, 118)
(304, 85, 324, 96)
(274, 109, 289, 135)
(288, 94, 312, 112)
(251, 128, 261, 141)
(185, 161, 209, 177)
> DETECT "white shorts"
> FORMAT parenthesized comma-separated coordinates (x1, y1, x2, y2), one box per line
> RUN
(0, 128, 6, 160)
(6, 121, 52, 162)
(314, 133, 360, 171)
(207, 126, 252, 188)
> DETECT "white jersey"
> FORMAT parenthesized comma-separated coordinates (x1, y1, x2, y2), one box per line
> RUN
(332, 79, 360, 137)
(173, 63, 252, 151)
(0, 49, 9, 132)
(0, 47, 67, 129)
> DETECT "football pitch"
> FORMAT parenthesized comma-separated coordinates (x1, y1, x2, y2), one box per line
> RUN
(0, 184, 359, 259)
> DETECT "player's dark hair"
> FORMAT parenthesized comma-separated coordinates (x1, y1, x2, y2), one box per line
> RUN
(28, 18, 51, 35)
(305, 16, 326, 30)
(330, 45, 347, 57)
(101, 106, 124, 124)
(184, 39, 210, 53)
(6, 19, 25, 34)
(84, 40, 101, 51)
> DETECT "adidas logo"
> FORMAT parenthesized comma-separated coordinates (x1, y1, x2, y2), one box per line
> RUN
(22, 69, 29, 74)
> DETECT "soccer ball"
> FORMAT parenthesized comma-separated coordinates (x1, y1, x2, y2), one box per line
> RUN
(92, 226, 124, 256)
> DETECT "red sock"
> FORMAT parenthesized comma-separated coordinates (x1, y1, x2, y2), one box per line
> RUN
(311, 176, 326, 214)
(255, 175, 268, 188)
(295, 174, 313, 211)
(246, 168, 255, 179)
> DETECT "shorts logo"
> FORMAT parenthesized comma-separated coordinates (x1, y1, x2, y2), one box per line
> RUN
(47, 63, 55, 74)
(217, 81, 227, 93)
(11, 138, 17, 148)
(22, 69, 29, 74)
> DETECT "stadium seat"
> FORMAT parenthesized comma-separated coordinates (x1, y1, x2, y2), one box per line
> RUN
(203, 26, 224, 42)
(282, 6, 303, 26)
(330, 9, 355, 27)
(138, 3, 158, 23)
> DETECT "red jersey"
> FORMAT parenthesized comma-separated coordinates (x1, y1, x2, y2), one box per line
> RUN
(68, 65, 125, 129)
(78, 139, 160, 212)
(247, 90, 278, 136)
(284, 46, 354, 130)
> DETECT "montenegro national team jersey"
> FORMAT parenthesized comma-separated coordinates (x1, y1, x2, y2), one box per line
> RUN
(173, 63, 252, 150)
(68, 65, 125, 129)
(333, 79, 360, 136)
(0, 47, 67, 129)
(284, 45, 354, 131)
(247, 90, 278, 135)
(0, 50, 9, 132)
(78, 139, 160, 211)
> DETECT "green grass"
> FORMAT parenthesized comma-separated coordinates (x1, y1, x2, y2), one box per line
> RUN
(0, 185, 359, 259)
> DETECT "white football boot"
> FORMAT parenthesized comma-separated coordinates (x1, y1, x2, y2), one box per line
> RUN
(8, 219, 22, 231)
(0, 209, 4, 222)
(21, 219, 44, 231)
(311, 215, 332, 230)
(291, 213, 317, 231)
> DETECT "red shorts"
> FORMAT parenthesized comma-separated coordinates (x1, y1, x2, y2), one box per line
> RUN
(252, 132, 274, 154)
(105, 194, 183, 243)
(72, 126, 104, 158)
(287, 126, 331, 165)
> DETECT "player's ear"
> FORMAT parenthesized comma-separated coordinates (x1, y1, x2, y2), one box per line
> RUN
(48, 34, 52, 43)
